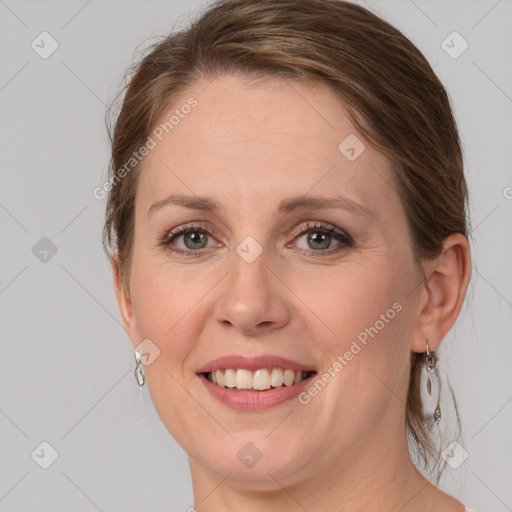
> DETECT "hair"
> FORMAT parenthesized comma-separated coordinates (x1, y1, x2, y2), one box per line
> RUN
(102, 0, 469, 483)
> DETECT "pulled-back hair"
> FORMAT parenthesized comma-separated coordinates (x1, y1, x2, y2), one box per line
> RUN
(103, 0, 469, 481)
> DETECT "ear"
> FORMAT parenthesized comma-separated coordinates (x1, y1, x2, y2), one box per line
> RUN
(112, 252, 138, 347)
(411, 233, 471, 353)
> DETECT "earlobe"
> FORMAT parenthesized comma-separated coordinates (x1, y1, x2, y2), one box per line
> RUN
(111, 252, 138, 345)
(411, 234, 471, 353)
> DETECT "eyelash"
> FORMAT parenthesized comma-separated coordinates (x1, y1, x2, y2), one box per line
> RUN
(158, 221, 354, 257)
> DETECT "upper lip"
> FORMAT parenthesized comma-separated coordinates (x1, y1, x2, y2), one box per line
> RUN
(197, 355, 316, 374)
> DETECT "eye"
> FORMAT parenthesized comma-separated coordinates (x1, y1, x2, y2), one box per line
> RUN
(159, 221, 353, 257)
(159, 222, 222, 255)
(290, 221, 353, 255)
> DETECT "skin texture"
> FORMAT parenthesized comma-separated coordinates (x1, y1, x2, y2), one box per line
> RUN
(113, 75, 471, 511)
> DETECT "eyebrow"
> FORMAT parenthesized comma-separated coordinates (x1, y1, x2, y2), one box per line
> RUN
(148, 193, 374, 218)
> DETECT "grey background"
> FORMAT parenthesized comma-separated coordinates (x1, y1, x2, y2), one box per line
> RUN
(0, 0, 511, 511)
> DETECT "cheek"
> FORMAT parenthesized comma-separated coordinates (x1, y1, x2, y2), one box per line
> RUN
(297, 264, 412, 435)
(128, 255, 205, 363)
(296, 259, 415, 419)
(131, 247, 198, 328)
(128, 258, 210, 447)
(293, 261, 406, 352)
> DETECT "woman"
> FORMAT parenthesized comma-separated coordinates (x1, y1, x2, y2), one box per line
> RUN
(103, 1, 474, 510)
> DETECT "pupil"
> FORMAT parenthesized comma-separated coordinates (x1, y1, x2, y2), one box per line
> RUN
(308, 232, 330, 250)
(185, 231, 206, 249)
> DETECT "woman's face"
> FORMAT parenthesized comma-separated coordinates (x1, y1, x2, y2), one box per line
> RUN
(117, 75, 424, 487)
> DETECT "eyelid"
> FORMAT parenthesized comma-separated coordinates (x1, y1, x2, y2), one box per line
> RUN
(160, 220, 353, 254)
(289, 220, 353, 243)
(162, 221, 223, 243)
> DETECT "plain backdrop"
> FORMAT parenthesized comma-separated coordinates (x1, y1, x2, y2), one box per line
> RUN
(0, 1, 511, 511)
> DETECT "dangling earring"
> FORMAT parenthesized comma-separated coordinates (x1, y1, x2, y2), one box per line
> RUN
(133, 349, 148, 424)
(134, 349, 145, 386)
(420, 342, 441, 423)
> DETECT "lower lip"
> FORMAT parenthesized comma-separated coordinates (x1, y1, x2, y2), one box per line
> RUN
(198, 373, 315, 411)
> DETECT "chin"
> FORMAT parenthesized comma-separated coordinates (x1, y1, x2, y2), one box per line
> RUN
(196, 436, 312, 488)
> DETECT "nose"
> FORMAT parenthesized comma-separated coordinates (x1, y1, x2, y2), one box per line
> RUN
(213, 248, 291, 337)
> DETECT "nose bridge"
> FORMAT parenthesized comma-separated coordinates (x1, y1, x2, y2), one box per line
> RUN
(213, 237, 290, 335)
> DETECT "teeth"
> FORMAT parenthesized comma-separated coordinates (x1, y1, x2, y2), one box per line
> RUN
(235, 369, 253, 389)
(215, 369, 225, 387)
(224, 369, 236, 388)
(283, 369, 295, 386)
(253, 369, 271, 390)
(206, 368, 312, 390)
(270, 368, 284, 387)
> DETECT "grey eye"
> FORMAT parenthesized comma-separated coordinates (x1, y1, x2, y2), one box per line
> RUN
(182, 231, 208, 249)
(306, 231, 332, 250)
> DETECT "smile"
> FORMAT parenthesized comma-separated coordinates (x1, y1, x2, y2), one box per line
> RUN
(196, 354, 317, 409)
(203, 368, 316, 391)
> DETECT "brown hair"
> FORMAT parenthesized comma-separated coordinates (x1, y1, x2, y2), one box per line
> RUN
(103, 0, 469, 481)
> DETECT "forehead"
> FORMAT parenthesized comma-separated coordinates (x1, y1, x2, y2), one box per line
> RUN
(136, 74, 398, 216)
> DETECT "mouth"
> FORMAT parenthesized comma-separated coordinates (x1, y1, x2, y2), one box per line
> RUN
(200, 368, 316, 391)
(196, 355, 317, 409)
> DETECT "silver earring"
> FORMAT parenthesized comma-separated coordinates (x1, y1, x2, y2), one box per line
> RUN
(134, 349, 145, 386)
(420, 342, 441, 423)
